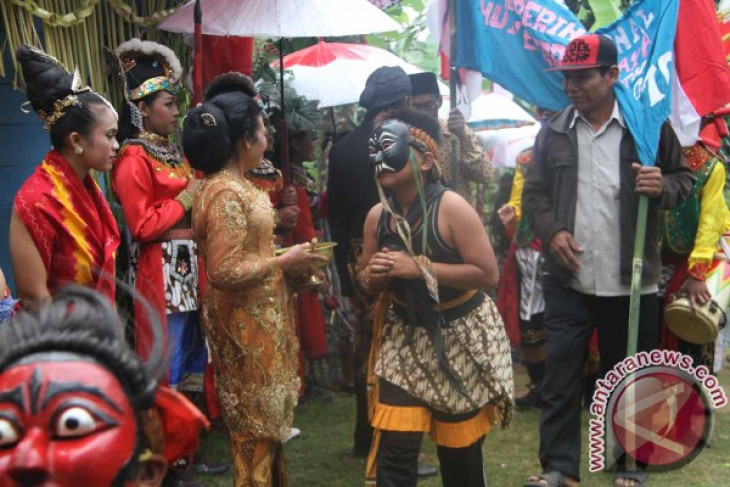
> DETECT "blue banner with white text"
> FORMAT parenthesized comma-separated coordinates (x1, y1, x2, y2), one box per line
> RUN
(596, 0, 680, 166)
(454, 0, 680, 165)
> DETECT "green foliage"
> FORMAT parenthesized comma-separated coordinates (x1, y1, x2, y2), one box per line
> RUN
(566, 0, 633, 30)
(256, 79, 322, 133)
(366, 0, 440, 75)
(586, 0, 622, 29)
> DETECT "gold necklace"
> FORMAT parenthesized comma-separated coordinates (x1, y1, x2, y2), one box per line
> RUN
(139, 131, 171, 145)
(127, 131, 181, 166)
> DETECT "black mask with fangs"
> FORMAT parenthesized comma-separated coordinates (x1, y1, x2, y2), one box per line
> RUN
(369, 119, 412, 176)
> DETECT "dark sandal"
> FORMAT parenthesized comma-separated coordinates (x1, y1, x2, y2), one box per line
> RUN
(524, 471, 568, 487)
(615, 470, 648, 487)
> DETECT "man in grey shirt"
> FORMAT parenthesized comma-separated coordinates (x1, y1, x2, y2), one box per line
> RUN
(523, 35, 693, 487)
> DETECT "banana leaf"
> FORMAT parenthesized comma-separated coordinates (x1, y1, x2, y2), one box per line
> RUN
(586, 0, 622, 30)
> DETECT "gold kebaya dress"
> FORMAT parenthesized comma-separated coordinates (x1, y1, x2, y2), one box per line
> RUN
(192, 169, 299, 486)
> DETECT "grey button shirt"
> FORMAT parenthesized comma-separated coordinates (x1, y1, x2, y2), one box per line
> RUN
(571, 102, 658, 296)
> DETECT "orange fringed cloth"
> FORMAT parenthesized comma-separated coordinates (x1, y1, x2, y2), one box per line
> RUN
(14, 149, 120, 301)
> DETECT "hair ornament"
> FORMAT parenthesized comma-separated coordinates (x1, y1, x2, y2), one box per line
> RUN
(201, 112, 217, 127)
(37, 86, 91, 131)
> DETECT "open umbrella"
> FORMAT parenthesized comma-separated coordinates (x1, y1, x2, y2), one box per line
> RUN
(273, 40, 448, 108)
(439, 92, 536, 130)
(475, 124, 540, 170)
(158, 0, 399, 37)
(159, 0, 398, 185)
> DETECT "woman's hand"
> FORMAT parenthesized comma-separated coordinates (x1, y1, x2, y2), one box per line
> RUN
(387, 251, 422, 280)
(276, 243, 328, 275)
(366, 248, 394, 289)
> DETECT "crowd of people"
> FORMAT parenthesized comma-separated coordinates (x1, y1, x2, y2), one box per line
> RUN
(1, 32, 728, 487)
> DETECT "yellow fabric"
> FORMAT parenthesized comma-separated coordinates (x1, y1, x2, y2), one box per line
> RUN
(371, 404, 432, 432)
(45, 160, 96, 286)
(430, 405, 495, 448)
(371, 402, 494, 449)
(506, 165, 525, 223)
(689, 162, 730, 272)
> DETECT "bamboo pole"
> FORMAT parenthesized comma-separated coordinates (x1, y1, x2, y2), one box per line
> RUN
(623, 194, 648, 473)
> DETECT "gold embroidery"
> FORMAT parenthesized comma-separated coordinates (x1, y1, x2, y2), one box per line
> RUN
(192, 170, 299, 441)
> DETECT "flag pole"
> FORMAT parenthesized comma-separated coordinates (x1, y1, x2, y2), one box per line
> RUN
(448, 0, 459, 190)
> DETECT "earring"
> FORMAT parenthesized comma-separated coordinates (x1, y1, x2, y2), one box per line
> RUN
(74, 146, 83, 155)
(129, 102, 144, 130)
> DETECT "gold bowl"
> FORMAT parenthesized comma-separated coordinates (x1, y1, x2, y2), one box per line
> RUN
(276, 241, 337, 289)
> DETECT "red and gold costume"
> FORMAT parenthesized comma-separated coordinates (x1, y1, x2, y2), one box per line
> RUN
(113, 137, 206, 388)
(247, 158, 283, 193)
(660, 143, 730, 364)
(193, 170, 299, 486)
(14, 149, 119, 301)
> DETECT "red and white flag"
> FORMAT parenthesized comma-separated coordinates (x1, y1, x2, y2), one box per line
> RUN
(427, 0, 482, 118)
(670, 0, 730, 147)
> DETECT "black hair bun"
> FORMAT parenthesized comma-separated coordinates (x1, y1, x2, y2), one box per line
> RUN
(16, 45, 74, 116)
(204, 72, 256, 101)
(183, 103, 232, 174)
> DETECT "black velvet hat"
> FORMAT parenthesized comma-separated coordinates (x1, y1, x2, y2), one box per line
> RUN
(359, 66, 411, 111)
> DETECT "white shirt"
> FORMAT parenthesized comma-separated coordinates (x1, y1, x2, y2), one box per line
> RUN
(571, 102, 658, 296)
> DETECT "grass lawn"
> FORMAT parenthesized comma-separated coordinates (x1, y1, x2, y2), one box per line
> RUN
(192, 363, 730, 486)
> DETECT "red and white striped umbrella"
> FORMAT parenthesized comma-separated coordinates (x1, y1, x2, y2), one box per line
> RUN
(273, 40, 447, 108)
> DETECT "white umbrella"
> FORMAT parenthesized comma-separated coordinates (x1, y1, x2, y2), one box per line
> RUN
(158, 0, 399, 37)
(159, 0, 399, 184)
(273, 41, 448, 108)
(476, 124, 540, 170)
(439, 92, 537, 130)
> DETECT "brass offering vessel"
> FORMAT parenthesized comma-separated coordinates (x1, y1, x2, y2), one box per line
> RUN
(275, 239, 336, 289)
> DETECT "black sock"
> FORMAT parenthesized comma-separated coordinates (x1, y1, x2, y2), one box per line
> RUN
(525, 361, 545, 391)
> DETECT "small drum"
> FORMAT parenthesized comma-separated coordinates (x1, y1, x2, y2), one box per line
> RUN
(665, 259, 730, 344)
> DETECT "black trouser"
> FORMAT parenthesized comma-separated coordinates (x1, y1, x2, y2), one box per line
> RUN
(376, 380, 487, 487)
(539, 276, 659, 481)
(376, 431, 486, 487)
(351, 297, 374, 457)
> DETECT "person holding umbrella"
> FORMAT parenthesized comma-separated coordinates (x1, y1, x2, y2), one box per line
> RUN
(408, 72, 493, 205)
